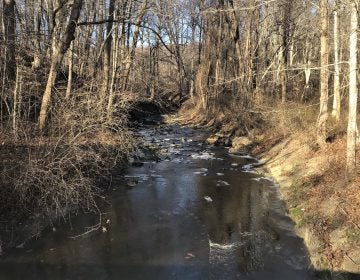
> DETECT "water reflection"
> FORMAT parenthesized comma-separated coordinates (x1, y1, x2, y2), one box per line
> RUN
(0, 126, 359, 280)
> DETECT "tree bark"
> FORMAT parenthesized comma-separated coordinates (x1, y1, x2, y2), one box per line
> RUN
(317, 0, 329, 144)
(347, 0, 358, 174)
(189, 15, 196, 100)
(3, 0, 16, 81)
(33, 0, 43, 67)
(12, 66, 20, 138)
(65, 41, 74, 99)
(99, 0, 115, 106)
(38, 0, 83, 131)
(332, 3, 341, 122)
(281, 0, 292, 103)
(121, 0, 148, 92)
(107, 9, 119, 120)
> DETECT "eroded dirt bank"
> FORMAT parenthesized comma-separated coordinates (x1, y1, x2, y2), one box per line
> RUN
(248, 132, 360, 274)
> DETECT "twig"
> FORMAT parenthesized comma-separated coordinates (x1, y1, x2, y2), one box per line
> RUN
(69, 222, 101, 239)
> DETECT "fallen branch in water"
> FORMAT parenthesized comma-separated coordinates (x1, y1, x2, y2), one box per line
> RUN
(69, 214, 103, 239)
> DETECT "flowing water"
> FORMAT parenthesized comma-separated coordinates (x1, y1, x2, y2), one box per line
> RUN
(0, 124, 323, 279)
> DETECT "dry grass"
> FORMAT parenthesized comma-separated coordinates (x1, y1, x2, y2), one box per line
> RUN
(173, 95, 256, 136)
(252, 102, 360, 270)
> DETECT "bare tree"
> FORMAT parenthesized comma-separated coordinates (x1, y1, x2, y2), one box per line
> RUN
(347, 0, 358, 174)
(317, 0, 329, 143)
(38, 0, 83, 131)
(121, 0, 148, 92)
(332, 1, 341, 121)
(280, 0, 293, 103)
(99, 0, 115, 106)
(3, 0, 16, 80)
(65, 41, 74, 99)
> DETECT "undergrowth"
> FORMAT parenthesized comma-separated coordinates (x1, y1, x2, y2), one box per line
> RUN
(0, 95, 135, 224)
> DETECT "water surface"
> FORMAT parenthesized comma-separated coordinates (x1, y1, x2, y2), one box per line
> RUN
(0, 125, 314, 280)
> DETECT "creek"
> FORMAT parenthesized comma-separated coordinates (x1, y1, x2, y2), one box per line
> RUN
(0, 124, 318, 280)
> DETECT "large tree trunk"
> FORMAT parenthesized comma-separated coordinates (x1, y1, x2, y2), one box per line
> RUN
(99, 0, 115, 106)
(281, 0, 292, 103)
(280, 49, 287, 103)
(3, 0, 16, 81)
(189, 16, 196, 100)
(347, 0, 358, 174)
(332, 2, 341, 122)
(107, 9, 119, 120)
(317, 0, 329, 144)
(12, 65, 21, 138)
(38, 0, 83, 131)
(32, 0, 43, 68)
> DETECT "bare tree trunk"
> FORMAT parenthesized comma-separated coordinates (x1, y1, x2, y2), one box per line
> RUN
(149, 40, 159, 101)
(332, 3, 341, 122)
(289, 41, 294, 66)
(251, 2, 261, 91)
(347, 0, 358, 174)
(198, 18, 202, 65)
(317, 0, 329, 143)
(244, 10, 252, 92)
(12, 66, 21, 139)
(189, 16, 196, 100)
(107, 9, 119, 120)
(280, 50, 287, 104)
(38, 0, 83, 131)
(302, 36, 312, 101)
(281, 0, 292, 103)
(121, 0, 147, 92)
(89, 0, 103, 92)
(3, 0, 16, 80)
(44, 0, 54, 57)
(32, 0, 43, 68)
(65, 41, 74, 99)
(99, 0, 115, 106)
(80, 1, 97, 76)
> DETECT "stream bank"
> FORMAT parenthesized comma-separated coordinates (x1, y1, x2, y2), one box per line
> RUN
(253, 133, 360, 274)
(204, 126, 360, 276)
(0, 123, 317, 280)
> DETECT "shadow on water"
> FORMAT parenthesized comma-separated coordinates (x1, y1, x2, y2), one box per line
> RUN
(314, 271, 360, 280)
(0, 264, 359, 280)
(0, 125, 359, 280)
